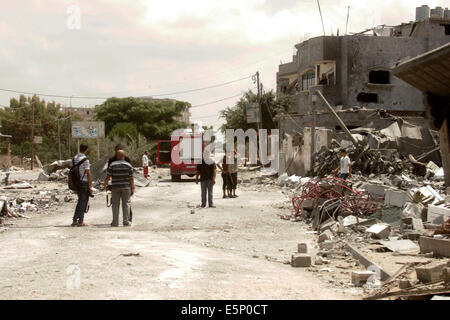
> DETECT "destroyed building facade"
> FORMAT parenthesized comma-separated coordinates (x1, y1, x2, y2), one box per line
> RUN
(277, 6, 450, 116)
(276, 6, 449, 178)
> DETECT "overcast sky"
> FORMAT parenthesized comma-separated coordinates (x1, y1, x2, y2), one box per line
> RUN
(0, 0, 449, 130)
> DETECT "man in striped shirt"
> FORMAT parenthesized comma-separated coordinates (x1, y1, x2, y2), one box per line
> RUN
(104, 150, 134, 227)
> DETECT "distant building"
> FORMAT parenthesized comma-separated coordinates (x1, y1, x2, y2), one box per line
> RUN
(276, 6, 450, 116)
(62, 106, 95, 120)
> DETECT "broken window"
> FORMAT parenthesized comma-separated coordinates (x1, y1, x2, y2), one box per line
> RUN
(441, 24, 450, 35)
(301, 71, 315, 91)
(369, 70, 390, 84)
(357, 92, 378, 103)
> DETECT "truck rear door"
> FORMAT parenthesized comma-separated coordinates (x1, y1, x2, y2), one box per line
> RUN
(157, 140, 171, 165)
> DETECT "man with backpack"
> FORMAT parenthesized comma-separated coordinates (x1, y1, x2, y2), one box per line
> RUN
(70, 144, 93, 227)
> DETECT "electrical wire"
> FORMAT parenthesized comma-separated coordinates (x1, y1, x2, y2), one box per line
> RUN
(0, 75, 253, 101)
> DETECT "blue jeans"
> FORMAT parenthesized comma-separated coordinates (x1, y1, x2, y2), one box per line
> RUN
(200, 179, 214, 207)
(73, 182, 89, 224)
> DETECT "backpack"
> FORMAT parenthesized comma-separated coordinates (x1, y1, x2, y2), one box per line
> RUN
(68, 157, 87, 192)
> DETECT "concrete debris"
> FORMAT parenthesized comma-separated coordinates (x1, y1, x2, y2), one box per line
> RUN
(377, 239, 420, 254)
(415, 261, 450, 283)
(419, 236, 450, 258)
(291, 254, 312, 268)
(352, 271, 376, 286)
(366, 224, 391, 239)
(3, 181, 33, 189)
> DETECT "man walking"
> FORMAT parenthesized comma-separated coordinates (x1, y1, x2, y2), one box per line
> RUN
(72, 144, 93, 227)
(333, 148, 352, 180)
(108, 144, 133, 222)
(142, 151, 149, 179)
(195, 154, 216, 208)
(104, 150, 134, 227)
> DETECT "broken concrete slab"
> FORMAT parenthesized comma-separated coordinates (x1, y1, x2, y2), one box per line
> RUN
(342, 215, 367, 227)
(419, 236, 450, 258)
(320, 240, 336, 251)
(352, 271, 376, 286)
(384, 189, 410, 208)
(345, 243, 392, 281)
(427, 205, 450, 225)
(366, 224, 391, 239)
(291, 254, 312, 268)
(378, 239, 420, 254)
(360, 183, 391, 198)
(415, 261, 450, 283)
(402, 202, 425, 220)
(3, 182, 33, 189)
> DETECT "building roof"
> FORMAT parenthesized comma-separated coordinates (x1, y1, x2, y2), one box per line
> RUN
(392, 42, 450, 97)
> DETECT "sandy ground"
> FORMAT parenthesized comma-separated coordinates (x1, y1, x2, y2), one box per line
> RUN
(0, 169, 361, 300)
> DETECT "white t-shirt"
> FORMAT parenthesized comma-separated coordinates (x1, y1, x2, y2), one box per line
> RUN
(340, 156, 351, 174)
(142, 154, 149, 167)
(74, 153, 90, 182)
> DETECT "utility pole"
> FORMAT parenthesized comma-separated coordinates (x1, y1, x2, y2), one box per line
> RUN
(57, 117, 62, 160)
(311, 94, 317, 175)
(256, 71, 262, 130)
(317, 0, 326, 36)
(345, 6, 351, 35)
(30, 96, 35, 170)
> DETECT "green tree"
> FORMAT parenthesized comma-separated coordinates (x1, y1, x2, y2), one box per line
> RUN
(94, 97, 190, 140)
(0, 95, 82, 163)
(108, 122, 139, 142)
(219, 90, 296, 132)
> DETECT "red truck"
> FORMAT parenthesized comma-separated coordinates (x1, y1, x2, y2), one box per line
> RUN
(157, 128, 206, 182)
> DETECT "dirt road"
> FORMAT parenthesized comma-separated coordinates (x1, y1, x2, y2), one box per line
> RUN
(0, 170, 360, 299)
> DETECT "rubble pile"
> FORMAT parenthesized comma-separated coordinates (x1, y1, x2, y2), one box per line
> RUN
(314, 141, 408, 177)
(0, 187, 73, 222)
(311, 116, 442, 178)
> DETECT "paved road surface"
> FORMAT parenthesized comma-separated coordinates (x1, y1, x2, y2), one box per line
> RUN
(0, 173, 358, 299)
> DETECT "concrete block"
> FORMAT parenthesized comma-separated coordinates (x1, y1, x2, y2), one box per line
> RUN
(384, 189, 409, 208)
(297, 243, 308, 254)
(361, 183, 390, 198)
(291, 254, 312, 268)
(318, 229, 333, 243)
(315, 256, 324, 265)
(320, 240, 336, 251)
(351, 271, 376, 286)
(419, 236, 450, 258)
(366, 224, 391, 239)
(320, 219, 337, 232)
(399, 279, 412, 289)
(428, 205, 450, 225)
(403, 231, 422, 241)
(301, 198, 315, 210)
(402, 202, 425, 220)
(415, 261, 450, 283)
(411, 218, 424, 231)
(443, 268, 450, 283)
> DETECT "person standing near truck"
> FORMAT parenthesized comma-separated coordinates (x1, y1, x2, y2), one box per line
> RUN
(142, 151, 149, 179)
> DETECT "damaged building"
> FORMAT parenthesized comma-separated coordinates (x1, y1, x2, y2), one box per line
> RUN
(276, 6, 450, 179)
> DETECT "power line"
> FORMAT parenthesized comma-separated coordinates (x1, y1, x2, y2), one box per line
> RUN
(0, 75, 253, 101)
(190, 88, 256, 109)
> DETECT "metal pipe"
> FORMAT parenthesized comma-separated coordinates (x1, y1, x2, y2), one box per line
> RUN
(315, 91, 358, 146)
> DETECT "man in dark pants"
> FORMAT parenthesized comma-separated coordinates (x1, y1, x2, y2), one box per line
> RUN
(108, 144, 133, 222)
(195, 155, 216, 208)
(104, 150, 134, 227)
(72, 144, 93, 227)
